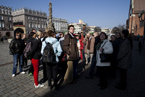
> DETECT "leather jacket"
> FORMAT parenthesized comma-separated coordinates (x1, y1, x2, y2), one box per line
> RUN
(9, 38, 25, 55)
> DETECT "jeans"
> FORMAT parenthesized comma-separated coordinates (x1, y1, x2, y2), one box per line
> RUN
(12, 54, 23, 74)
(89, 55, 96, 77)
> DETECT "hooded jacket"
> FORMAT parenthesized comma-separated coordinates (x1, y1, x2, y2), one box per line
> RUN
(41, 37, 62, 63)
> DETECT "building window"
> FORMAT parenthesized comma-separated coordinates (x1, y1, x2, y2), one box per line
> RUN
(28, 16, 30, 20)
(0, 21, 1, 28)
(2, 22, 4, 28)
(35, 24, 37, 28)
(32, 17, 33, 20)
(29, 23, 30, 28)
(38, 24, 40, 28)
(8, 17, 12, 21)
(5, 10, 7, 14)
(1, 16, 3, 20)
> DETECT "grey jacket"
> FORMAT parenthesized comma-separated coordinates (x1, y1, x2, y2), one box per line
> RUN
(117, 38, 132, 69)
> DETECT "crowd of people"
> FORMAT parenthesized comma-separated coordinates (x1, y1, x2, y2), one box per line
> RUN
(9, 25, 132, 91)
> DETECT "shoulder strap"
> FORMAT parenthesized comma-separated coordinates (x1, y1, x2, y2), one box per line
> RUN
(101, 41, 108, 48)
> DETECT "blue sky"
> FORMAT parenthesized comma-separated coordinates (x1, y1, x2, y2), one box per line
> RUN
(0, 0, 130, 29)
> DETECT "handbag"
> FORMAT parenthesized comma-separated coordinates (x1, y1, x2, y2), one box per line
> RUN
(100, 53, 111, 62)
(100, 41, 111, 62)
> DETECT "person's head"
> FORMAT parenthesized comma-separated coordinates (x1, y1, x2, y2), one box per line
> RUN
(59, 32, 64, 38)
(46, 30, 54, 37)
(93, 32, 99, 37)
(36, 30, 42, 39)
(99, 32, 108, 41)
(68, 25, 75, 34)
(21, 33, 26, 40)
(32, 29, 36, 33)
(41, 32, 46, 38)
(15, 32, 21, 39)
(29, 32, 36, 38)
(122, 29, 129, 38)
(75, 34, 80, 40)
(86, 33, 91, 38)
(115, 33, 121, 39)
(111, 35, 116, 41)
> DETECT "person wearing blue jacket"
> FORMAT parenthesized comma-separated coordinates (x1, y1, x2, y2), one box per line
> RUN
(41, 30, 62, 90)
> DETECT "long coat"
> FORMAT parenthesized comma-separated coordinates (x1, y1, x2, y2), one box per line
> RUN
(83, 36, 95, 54)
(96, 39, 113, 67)
(117, 38, 132, 69)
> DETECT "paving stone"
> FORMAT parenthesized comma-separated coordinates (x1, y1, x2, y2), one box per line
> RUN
(2, 93, 11, 97)
(26, 93, 37, 97)
(21, 92, 30, 96)
(10, 89, 18, 94)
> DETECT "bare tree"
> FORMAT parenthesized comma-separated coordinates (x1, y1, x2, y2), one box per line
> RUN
(118, 24, 126, 31)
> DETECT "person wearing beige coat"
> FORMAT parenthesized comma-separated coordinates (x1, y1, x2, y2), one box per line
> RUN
(83, 33, 95, 65)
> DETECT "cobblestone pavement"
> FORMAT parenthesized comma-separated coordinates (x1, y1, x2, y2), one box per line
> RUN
(0, 40, 145, 97)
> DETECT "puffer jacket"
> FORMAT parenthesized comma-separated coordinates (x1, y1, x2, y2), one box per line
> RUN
(41, 37, 62, 63)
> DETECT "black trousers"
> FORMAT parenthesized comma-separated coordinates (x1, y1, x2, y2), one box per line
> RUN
(45, 62, 58, 88)
(42, 62, 47, 81)
(23, 57, 27, 68)
(119, 68, 127, 88)
(97, 66, 109, 87)
(28, 63, 34, 74)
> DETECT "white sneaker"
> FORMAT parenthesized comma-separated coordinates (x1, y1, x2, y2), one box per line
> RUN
(39, 84, 44, 88)
(34, 84, 39, 88)
(12, 74, 15, 77)
(34, 84, 44, 88)
(20, 72, 25, 74)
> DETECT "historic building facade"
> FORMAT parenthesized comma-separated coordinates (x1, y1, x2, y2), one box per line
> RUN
(12, 8, 47, 34)
(128, 0, 145, 36)
(47, 17, 68, 33)
(0, 5, 13, 37)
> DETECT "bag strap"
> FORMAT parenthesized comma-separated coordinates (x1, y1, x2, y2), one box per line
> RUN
(101, 41, 108, 48)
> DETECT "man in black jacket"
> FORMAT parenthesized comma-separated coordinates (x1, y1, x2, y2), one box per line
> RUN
(9, 32, 25, 77)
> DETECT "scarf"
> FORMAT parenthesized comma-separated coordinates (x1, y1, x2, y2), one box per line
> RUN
(96, 41, 103, 50)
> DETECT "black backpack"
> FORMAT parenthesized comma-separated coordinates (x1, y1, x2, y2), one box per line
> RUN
(42, 42, 56, 63)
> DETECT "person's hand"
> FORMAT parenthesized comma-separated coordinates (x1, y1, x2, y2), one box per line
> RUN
(100, 48, 104, 52)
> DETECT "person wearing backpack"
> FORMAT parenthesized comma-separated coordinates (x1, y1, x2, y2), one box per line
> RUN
(41, 30, 62, 90)
(28, 32, 44, 88)
(9, 32, 26, 77)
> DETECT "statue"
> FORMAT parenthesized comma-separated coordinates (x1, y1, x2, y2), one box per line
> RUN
(45, 2, 55, 32)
